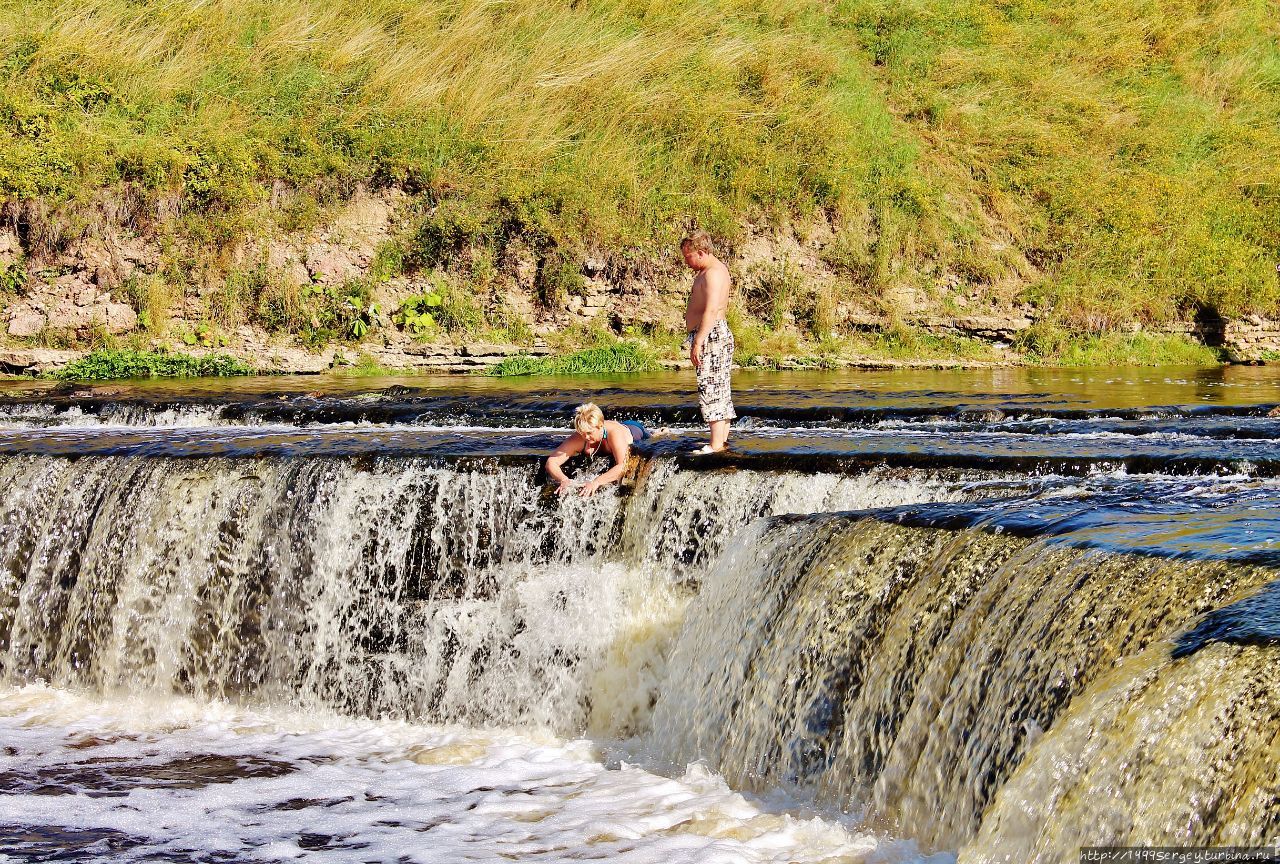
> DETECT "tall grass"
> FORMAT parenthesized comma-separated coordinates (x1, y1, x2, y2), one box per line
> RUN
(836, 0, 1280, 323)
(486, 341, 658, 376)
(1, 0, 1277, 344)
(0, 0, 879, 248)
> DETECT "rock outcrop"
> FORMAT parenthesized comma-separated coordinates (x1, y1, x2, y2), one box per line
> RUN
(1223, 316, 1280, 363)
(0, 348, 81, 375)
(3, 225, 157, 339)
(1, 182, 1274, 375)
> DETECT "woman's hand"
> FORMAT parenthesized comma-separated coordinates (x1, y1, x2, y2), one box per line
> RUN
(578, 478, 608, 497)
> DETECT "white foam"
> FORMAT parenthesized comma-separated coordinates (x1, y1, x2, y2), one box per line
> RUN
(0, 685, 937, 864)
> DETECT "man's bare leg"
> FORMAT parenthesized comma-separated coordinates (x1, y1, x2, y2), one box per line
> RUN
(709, 419, 730, 451)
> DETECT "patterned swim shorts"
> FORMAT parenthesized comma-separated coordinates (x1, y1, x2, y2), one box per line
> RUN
(686, 319, 736, 422)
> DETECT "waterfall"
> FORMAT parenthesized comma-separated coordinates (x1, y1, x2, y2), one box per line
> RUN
(0, 454, 971, 736)
(963, 642, 1280, 862)
(0, 455, 626, 728)
(2, 440, 1276, 859)
(651, 513, 1280, 855)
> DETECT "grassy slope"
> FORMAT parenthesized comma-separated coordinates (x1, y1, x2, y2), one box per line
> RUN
(1, 0, 1278, 366)
(0, 0, 877, 248)
(840, 0, 1280, 326)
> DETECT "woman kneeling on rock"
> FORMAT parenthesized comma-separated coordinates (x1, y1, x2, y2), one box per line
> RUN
(544, 403, 649, 497)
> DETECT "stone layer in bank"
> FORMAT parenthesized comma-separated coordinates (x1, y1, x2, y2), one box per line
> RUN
(4, 186, 1279, 375)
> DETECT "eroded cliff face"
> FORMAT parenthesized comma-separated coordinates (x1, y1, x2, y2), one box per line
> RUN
(0, 184, 1272, 374)
(0, 185, 681, 371)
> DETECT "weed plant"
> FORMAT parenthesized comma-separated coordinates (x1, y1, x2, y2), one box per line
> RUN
(486, 341, 659, 376)
(52, 349, 254, 380)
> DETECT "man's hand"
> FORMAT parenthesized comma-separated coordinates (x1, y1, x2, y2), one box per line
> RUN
(690, 339, 703, 371)
(557, 479, 577, 495)
(578, 478, 607, 497)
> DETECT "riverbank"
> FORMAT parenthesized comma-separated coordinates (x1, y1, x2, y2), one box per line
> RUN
(4, 317, 1275, 378)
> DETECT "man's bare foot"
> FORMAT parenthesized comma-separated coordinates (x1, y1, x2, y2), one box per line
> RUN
(690, 444, 727, 455)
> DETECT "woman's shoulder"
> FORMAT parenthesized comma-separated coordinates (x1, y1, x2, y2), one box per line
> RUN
(604, 419, 634, 445)
(554, 431, 586, 453)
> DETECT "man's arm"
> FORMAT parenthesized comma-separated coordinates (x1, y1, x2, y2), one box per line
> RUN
(691, 267, 730, 370)
(545, 434, 585, 493)
(578, 434, 631, 496)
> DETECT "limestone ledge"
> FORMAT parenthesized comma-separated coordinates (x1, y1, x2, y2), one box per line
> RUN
(0, 343, 554, 376)
(3, 183, 1278, 369)
(0, 349, 82, 375)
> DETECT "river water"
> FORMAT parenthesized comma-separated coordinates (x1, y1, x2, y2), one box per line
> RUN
(0, 366, 1277, 863)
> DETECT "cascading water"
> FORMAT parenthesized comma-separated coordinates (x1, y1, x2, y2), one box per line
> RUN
(963, 642, 1280, 862)
(0, 453, 976, 736)
(2, 371, 1278, 863)
(651, 511, 1280, 859)
(0, 456, 625, 728)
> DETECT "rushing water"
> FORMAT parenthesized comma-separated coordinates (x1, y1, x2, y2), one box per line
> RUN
(0, 368, 1278, 863)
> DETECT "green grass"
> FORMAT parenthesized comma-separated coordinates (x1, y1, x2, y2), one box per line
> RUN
(330, 352, 399, 377)
(1014, 325, 1225, 366)
(51, 349, 255, 380)
(1, 0, 1277, 355)
(857, 324, 1003, 363)
(486, 342, 659, 376)
(0, 0, 868, 256)
(835, 0, 1280, 325)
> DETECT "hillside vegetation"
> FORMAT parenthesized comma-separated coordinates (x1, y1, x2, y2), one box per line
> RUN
(1, 0, 1278, 363)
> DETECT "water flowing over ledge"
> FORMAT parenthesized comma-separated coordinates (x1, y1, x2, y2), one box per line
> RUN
(0, 456, 982, 729)
(653, 516, 1280, 858)
(1, 372, 1279, 862)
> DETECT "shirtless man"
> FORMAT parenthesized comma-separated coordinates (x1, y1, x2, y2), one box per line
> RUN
(681, 230, 734, 453)
(544, 403, 649, 497)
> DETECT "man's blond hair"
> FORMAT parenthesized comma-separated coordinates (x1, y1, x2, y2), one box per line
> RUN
(680, 230, 714, 255)
(574, 402, 605, 434)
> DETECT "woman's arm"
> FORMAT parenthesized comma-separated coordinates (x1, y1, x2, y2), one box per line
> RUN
(545, 434, 585, 494)
(578, 429, 631, 496)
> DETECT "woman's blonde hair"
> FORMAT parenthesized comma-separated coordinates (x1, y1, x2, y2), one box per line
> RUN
(574, 402, 605, 434)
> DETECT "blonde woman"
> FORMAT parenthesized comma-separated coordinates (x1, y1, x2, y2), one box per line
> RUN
(544, 403, 649, 497)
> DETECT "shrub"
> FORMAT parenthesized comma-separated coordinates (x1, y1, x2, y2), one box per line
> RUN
(52, 349, 254, 380)
(486, 298, 535, 345)
(179, 323, 228, 349)
(0, 259, 27, 294)
(394, 282, 484, 337)
(121, 273, 180, 333)
(743, 259, 803, 330)
(486, 341, 658, 376)
(297, 282, 380, 346)
(253, 277, 309, 333)
(394, 291, 443, 337)
(537, 250, 584, 310)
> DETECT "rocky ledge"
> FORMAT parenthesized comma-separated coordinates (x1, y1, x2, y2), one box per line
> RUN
(4, 184, 1278, 375)
(0, 343, 555, 376)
